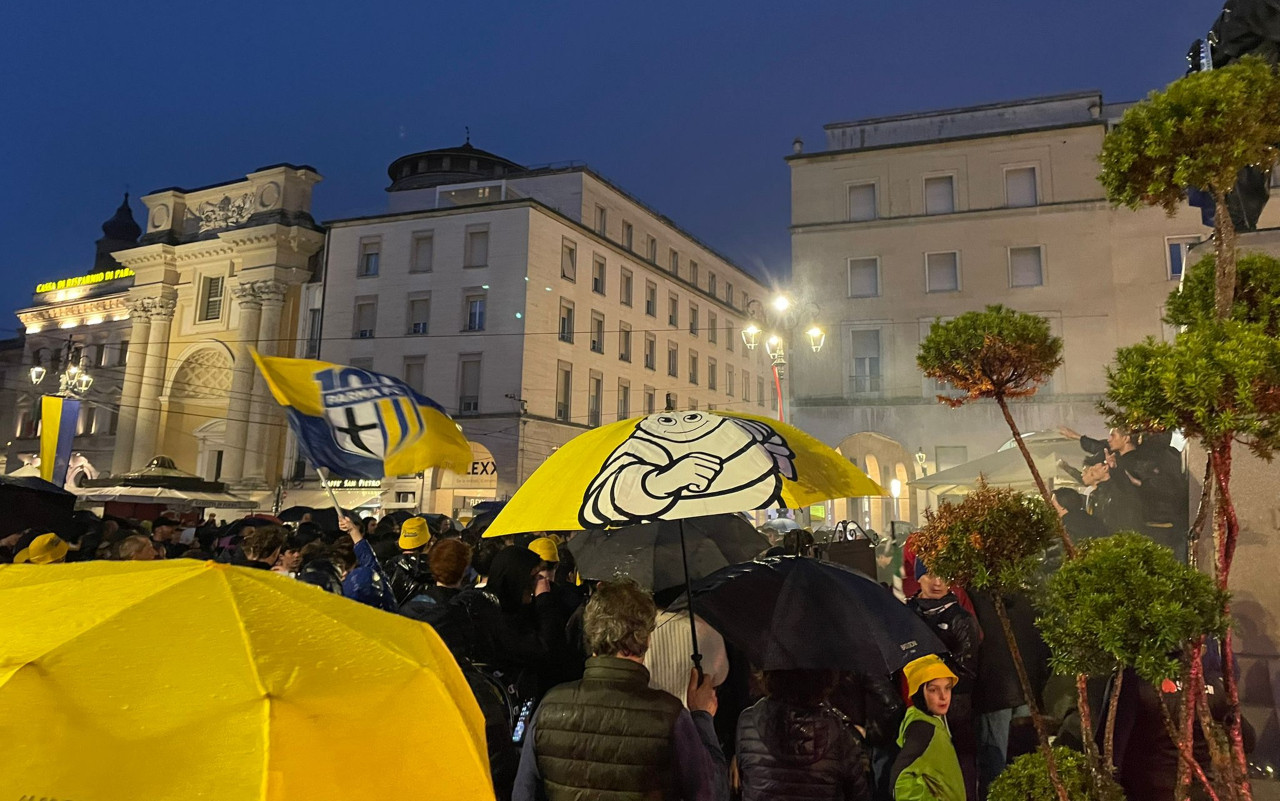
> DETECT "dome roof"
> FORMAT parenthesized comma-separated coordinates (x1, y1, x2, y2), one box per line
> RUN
(387, 142, 526, 192)
(101, 193, 141, 243)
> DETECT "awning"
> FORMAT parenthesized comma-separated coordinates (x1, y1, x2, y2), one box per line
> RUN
(910, 433, 1083, 495)
(72, 485, 258, 509)
(279, 489, 383, 511)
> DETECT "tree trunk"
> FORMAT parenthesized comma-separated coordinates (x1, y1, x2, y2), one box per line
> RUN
(1104, 669, 1124, 772)
(1211, 443, 1252, 800)
(1212, 191, 1239, 320)
(992, 593, 1070, 801)
(1176, 639, 1206, 801)
(1189, 457, 1213, 571)
(1076, 673, 1104, 781)
(1160, 688, 1223, 801)
(994, 395, 1076, 558)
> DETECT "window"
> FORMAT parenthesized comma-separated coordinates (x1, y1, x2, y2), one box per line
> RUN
(556, 362, 572, 422)
(458, 355, 481, 414)
(925, 251, 960, 293)
(588, 372, 603, 427)
(848, 257, 880, 298)
(561, 238, 577, 281)
(407, 292, 431, 334)
(669, 249, 680, 276)
(108, 408, 119, 435)
(644, 333, 657, 370)
(924, 175, 955, 214)
(850, 329, 882, 394)
(689, 398, 698, 411)
(847, 182, 877, 221)
(741, 291, 748, 310)
(353, 297, 377, 338)
(1005, 166, 1038, 207)
(304, 310, 321, 358)
(403, 356, 425, 393)
(1009, 246, 1044, 287)
(559, 300, 575, 343)
(689, 350, 699, 385)
(645, 281, 657, 317)
(620, 268, 633, 306)
(759, 375, 768, 408)
(622, 220, 634, 251)
(116, 340, 129, 367)
(199, 276, 224, 322)
(595, 205, 607, 235)
(617, 378, 631, 420)
(667, 341, 679, 377)
(727, 322, 735, 352)
(708, 312, 718, 344)
(708, 272, 717, 297)
(726, 364, 735, 397)
(742, 370, 750, 403)
(936, 446, 968, 472)
(464, 291, 487, 331)
(590, 311, 605, 353)
(708, 358, 717, 390)
(619, 322, 633, 362)
(689, 261, 699, 288)
(358, 240, 380, 277)
(644, 386, 656, 415)
(92, 343, 106, 368)
(410, 232, 434, 273)
(464, 226, 489, 268)
(665, 392, 677, 411)
(592, 255, 606, 294)
(689, 303, 699, 336)
(1167, 236, 1200, 279)
(647, 236, 658, 262)
(668, 294, 679, 327)
(725, 281, 735, 306)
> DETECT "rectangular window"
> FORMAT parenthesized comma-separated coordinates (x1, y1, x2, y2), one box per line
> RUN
(403, 356, 425, 393)
(847, 182, 878, 221)
(591, 255, 606, 294)
(726, 364, 735, 397)
(708, 272, 717, 297)
(742, 370, 750, 403)
(689, 350, 699, 385)
(305, 310, 321, 358)
(595, 205, 607, 235)
(1167, 236, 1200, 279)
(668, 294, 679, 327)
(645, 281, 657, 317)
(93, 343, 106, 368)
(459, 355, 481, 414)
(925, 251, 960, 293)
(665, 392, 677, 411)
(588, 372, 603, 427)
(727, 322, 735, 352)
(644, 333, 656, 370)
(590, 311, 605, 354)
(358, 240, 380, 277)
(1009, 246, 1044, 287)
(117, 340, 129, 367)
(410, 232, 434, 273)
(848, 257, 880, 298)
(617, 378, 631, 420)
(1005, 166, 1038, 207)
(689, 303, 699, 336)
(644, 386, 656, 415)
(924, 175, 955, 215)
(561, 238, 577, 281)
(407, 292, 431, 334)
(759, 375, 768, 408)
(708, 312, 718, 344)
(353, 297, 377, 338)
(556, 361, 572, 422)
(708, 358, 717, 390)
(669, 249, 680, 276)
(199, 276, 224, 322)
(647, 236, 658, 263)
(464, 226, 489, 268)
(850, 329, 882, 394)
(689, 261, 699, 288)
(620, 268, 633, 306)
(619, 322, 633, 362)
(464, 291, 487, 331)
(559, 299, 575, 343)
(667, 341, 678, 377)
(622, 220, 634, 251)
(725, 281, 735, 306)
(689, 398, 698, 411)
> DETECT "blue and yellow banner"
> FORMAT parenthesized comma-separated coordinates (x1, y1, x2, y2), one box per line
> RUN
(39, 395, 80, 487)
(251, 352, 472, 479)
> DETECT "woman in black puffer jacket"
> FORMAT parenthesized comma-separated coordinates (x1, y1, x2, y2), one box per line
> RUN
(736, 669, 872, 801)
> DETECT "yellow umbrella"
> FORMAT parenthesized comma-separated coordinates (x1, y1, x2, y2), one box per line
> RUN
(0, 560, 492, 801)
(486, 410, 884, 538)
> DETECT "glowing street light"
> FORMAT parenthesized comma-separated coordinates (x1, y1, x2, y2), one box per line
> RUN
(741, 323, 761, 350)
(806, 326, 826, 353)
(765, 335, 783, 360)
(772, 294, 791, 312)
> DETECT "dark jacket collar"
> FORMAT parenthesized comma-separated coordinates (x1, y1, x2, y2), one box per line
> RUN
(583, 655, 652, 685)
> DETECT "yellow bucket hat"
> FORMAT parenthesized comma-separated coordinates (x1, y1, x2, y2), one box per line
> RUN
(14, 533, 69, 565)
(528, 536, 560, 563)
(904, 654, 958, 697)
(399, 517, 432, 549)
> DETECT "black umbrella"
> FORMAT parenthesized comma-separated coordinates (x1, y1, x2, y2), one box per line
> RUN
(672, 556, 944, 674)
(277, 505, 316, 523)
(566, 514, 770, 593)
(461, 502, 506, 543)
(0, 474, 77, 537)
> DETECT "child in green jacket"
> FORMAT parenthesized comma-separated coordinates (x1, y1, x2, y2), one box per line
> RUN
(891, 654, 966, 801)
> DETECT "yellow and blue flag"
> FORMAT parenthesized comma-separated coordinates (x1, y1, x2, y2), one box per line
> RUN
(39, 395, 80, 487)
(251, 352, 472, 479)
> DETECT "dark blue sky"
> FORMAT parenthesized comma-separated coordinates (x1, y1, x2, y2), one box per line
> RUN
(1, 1, 1216, 328)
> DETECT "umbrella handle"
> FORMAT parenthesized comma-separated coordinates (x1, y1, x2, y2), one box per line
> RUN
(678, 518, 704, 679)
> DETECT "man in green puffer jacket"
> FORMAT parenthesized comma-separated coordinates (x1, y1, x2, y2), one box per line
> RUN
(890, 655, 965, 801)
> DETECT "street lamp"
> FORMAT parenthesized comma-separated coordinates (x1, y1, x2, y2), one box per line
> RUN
(742, 293, 824, 423)
(29, 341, 94, 398)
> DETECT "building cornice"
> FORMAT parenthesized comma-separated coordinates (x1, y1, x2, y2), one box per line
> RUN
(785, 120, 1104, 164)
(790, 198, 1114, 234)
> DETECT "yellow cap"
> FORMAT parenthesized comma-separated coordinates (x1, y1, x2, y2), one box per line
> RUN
(14, 533, 69, 565)
(399, 517, 432, 549)
(528, 536, 559, 563)
(904, 654, 958, 697)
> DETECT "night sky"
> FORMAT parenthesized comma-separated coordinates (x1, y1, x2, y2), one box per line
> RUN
(1, 1, 1216, 329)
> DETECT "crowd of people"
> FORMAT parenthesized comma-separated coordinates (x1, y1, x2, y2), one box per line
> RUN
(0, 426, 1231, 801)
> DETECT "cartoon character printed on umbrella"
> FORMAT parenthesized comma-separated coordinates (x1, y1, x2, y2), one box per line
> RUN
(579, 411, 797, 527)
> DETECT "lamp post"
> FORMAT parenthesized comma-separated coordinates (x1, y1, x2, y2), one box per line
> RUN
(29, 341, 94, 398)
(740, 293, 823, 423)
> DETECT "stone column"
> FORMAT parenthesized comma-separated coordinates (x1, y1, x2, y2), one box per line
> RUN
(242, 280, 287, 485)
(220, 282, 264, 484)
(111, 302, 152, 475)
(129, 297, 176, 469)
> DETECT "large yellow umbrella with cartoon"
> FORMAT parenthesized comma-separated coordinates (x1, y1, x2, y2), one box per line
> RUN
(0, 560, 493, 801)
(485, 410, 885, 668)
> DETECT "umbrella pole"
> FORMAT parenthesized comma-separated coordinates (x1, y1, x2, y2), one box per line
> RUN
(678, 518, 704, 678)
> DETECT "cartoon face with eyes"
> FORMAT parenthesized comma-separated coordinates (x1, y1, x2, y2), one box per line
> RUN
(579, 412, 798, 528)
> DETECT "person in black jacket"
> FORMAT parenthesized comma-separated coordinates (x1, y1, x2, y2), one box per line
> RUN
(829, 672, 904, 801)
(736, 669, 870, 801)
(909, 562, 980, 801)
(386, 517, 436, 609)
(1052, 488, 1108, 544)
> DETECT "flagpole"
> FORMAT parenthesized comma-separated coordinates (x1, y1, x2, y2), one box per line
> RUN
(317, 466, 344, 518)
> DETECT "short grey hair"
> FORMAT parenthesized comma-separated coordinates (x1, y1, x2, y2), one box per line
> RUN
(584, 578, 657, 658)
